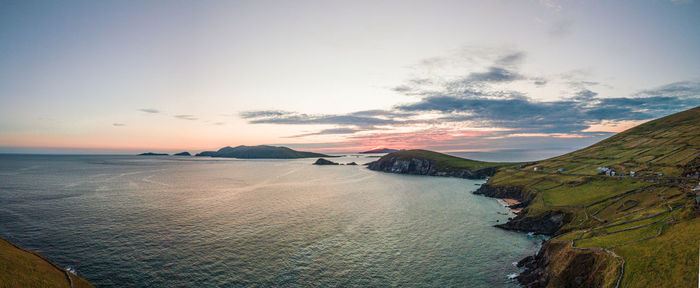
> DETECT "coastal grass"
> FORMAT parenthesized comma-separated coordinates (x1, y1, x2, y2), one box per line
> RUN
(482, 107, 700, 287)
(614, 216, 699, 288)
(574, 222, 662, 249)
(542, 179, 648, 207)
(0, 238, 94, 288)
(584, 212, 669, 237)
(554, 230, 584, 241)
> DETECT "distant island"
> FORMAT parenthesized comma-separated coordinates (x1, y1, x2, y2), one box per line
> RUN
(313, 158, 359, 166)
(195, 145, 334, 159)
(138, 152, 168, 156)
(359, 148, 403, 154)
(313, 158, 339, 165)
(173, 152, 191, 156)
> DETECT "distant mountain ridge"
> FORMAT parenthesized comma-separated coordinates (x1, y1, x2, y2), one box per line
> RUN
(138, 152, 168, 156)
(195, 145, 333, 159)
(359, 148, 403, 154)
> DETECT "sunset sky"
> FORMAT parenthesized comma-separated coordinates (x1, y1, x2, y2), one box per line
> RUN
(1, 0, 699, 154)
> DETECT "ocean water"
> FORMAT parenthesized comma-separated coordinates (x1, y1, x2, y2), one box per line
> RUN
(0, 154, 539, 287)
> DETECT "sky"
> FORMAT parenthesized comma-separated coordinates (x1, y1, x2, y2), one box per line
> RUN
(1, 0, 699, 154)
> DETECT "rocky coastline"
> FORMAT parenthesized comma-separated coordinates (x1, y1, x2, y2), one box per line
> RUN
(474, 183, 569, 287)
(365, 153, 577, 287)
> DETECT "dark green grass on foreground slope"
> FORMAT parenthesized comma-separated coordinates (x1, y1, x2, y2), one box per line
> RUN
(485, 106, 700, 288)
(0, 237, 94, 288)
(381, 149, 511, 170)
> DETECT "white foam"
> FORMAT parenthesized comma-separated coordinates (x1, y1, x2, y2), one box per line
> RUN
(507, 273, 518, 279)
(65, 266, 77, 275)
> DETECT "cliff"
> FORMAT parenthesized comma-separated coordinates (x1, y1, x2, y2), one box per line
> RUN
(366, 149, 503, 179)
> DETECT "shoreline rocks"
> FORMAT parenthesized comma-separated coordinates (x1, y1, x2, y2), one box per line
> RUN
(313, 158, 339, 165)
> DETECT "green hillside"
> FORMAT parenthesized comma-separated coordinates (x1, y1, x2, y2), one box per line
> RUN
(483, 106, 700, 287)
(378, 149, 507, 170)
(0, 237, 94, 288)
(366, 149, 510, 179)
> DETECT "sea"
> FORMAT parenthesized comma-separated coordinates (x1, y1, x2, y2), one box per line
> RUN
(0, 154, 543, 287)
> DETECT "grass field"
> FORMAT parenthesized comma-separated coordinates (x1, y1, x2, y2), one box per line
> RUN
(481, 106, 700, 287)
(0, 238, 94, 288)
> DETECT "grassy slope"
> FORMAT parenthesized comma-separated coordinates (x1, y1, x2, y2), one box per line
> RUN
(0, 238, 94, 288)
(379, 149, 510, 170)
(485, 106, 700, 287)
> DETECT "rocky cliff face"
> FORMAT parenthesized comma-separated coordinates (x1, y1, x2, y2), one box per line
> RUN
(366, 156, 497, 179)
(496, 210, 567, 236)
(474, 184, 526, 202)
(474, 184, 567, 287)
(474, 184, 566, 235)
(517, 241, 620, 288)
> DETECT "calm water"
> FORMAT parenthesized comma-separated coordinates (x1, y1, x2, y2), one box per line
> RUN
(0, 155, 538, 287)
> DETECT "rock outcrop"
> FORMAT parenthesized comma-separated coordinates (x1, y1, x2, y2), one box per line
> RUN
(475, 184, 567, 235)
(313, 158, 339, 165)
(495, 210, 567, 236)
(474, 184, 526, 202)
(517, 241, 621, 288)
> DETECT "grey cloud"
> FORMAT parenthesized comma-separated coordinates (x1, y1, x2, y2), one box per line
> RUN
(349, 110, 416, 118)
(393, 50, 528, 96)
(409, 78, 433, 85)
(395, 81, 700, 134)
(246, 114, 401, 127)
(112, 123, 125, 126)
(174, 115, 198, 120)
(634, 81, 700, 99)
(287, 128, 360, 138)
(467, 67, 523, 83)
(549, 19, 573, 38)
(573, 89, 598, 101)
(533, 78, 548, 86)
(392, 85, 413, 93)
(139, 108, 159, 113)
(496, 52, 525, 67)
(240, 110, 291, 119)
